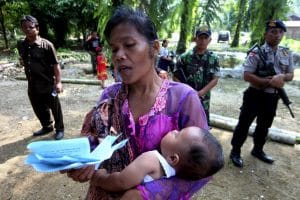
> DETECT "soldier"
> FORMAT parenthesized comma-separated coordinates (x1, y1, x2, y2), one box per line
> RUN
(230, 20, 294, 168)
(17, 15, 64, 140)
(173, 26, 220, 126)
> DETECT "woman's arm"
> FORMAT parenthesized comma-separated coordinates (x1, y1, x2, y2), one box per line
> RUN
(90, 151, 160, 192)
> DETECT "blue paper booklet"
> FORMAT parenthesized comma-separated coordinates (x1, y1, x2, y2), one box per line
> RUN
(25, 135, 128, 173)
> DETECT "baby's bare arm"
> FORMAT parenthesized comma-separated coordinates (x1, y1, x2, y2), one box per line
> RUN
(90, 151, 160, 192)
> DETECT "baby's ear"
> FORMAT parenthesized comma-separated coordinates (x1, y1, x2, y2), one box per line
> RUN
(167, 153, 179, 166)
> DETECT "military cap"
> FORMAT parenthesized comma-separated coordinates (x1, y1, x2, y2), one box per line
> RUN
(195, 25, 211, 37)
(265, 20, 286, 32)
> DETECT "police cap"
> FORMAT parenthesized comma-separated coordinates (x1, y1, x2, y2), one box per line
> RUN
(265, 20, 286, 32)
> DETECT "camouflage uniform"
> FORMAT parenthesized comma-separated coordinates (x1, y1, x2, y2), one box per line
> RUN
(174, 47, 220, 122)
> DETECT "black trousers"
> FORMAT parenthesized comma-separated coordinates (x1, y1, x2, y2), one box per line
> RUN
(90, 53, 97, 74)
(28, 90, 64, 131)
(231, 87, 279, 153)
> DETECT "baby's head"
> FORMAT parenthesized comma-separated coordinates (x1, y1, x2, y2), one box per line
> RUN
(160, 126, 224, 180)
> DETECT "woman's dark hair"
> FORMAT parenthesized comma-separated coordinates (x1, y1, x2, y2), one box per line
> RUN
(20, 15, 39, 27)
(176, 129, 224, 180)
(104, 6, 158, 44)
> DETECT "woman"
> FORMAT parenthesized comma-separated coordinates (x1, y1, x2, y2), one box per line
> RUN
(64, 6, 210, 199)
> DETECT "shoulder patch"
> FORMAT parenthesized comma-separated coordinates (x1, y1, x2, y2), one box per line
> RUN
(279, 47, 290, 56)
(248, 52, 256, 57)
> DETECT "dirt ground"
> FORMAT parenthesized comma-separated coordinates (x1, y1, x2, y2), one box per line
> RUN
(0, 62, 299, 200)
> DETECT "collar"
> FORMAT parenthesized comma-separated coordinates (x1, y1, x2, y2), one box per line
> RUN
(263, 42, 277, 53)
(193, 47, 208, 55)
(25, 36, 42, 46)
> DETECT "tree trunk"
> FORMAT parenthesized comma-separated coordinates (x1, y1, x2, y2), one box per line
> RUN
(231, 0, 247, 47)
(176, 0, 197, 54)
(0, 6, 8, 49)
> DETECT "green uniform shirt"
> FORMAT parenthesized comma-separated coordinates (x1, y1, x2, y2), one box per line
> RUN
(174, 47, 220, 111)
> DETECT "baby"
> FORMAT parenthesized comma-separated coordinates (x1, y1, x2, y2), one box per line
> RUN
(90, 126, 224, 196)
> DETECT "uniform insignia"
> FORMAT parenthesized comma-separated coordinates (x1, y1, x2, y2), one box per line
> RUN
(249, 52, 256, 57)
(269, 21, 276, 27)
(200, 27, 208, 32)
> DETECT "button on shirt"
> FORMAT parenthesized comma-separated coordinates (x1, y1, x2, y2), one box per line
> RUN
(17, 36, 59, 93)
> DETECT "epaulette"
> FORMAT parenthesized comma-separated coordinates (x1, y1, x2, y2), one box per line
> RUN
(279, 46, 289, 50)
(279, 46, 290, 56)
(208, 51, 217, 57)
(247, 46, 259, 57)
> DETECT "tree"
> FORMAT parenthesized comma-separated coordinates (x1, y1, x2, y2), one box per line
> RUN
(176, 0, 198, 54)
(0, 0, 29, 49)
(24, 0, 99, 47)
(0, 0, 8, 49)
(196, 0, 222, 29)
(231, 0, 248, 47)
(249, 0, 291, 46)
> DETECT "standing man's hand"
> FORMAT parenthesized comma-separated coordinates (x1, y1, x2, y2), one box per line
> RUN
(53, 63, 62, 93)
(269, 74, 285, 88)
(86, 35, 92, 41)
(198, 90, 205, 98)
(55, 81, 63, 93)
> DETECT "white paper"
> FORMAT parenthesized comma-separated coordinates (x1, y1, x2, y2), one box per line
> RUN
(25, 135, 127, 173)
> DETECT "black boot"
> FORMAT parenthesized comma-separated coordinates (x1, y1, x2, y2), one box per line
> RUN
(33, 127, 53, 136)
(251, 148, 274, 164)
(230, 150, 243, 168)
(54, 130, 64, 140)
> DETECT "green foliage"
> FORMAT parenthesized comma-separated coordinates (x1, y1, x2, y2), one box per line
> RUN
(249, 0, 291, 45)
(57, 48, 89, 62)
(0, 0, 30, 49)
(196, 0, 222, 29)
(176, 0, 198, 54)
(281, 38, 300, 53)
(231, 0, 248, 47)
(23, 0, 99, 47)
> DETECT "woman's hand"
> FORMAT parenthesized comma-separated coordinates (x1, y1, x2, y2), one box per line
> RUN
(60, 165, 95, 183)
(100, 103, 109, 126)
(90, 169, 108, 186)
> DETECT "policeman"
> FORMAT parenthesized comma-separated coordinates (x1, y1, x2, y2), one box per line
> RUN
(230, 20, 294, 167)
(173, 26, 220, 126)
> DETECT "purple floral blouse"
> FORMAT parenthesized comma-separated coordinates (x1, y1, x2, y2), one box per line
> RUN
(84, 79, 210, 200)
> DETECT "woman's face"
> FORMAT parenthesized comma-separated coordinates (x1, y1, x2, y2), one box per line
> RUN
(108, 23, 157, 84)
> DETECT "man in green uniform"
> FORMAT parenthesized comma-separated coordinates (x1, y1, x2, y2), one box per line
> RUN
(173, 26, 220, 126)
